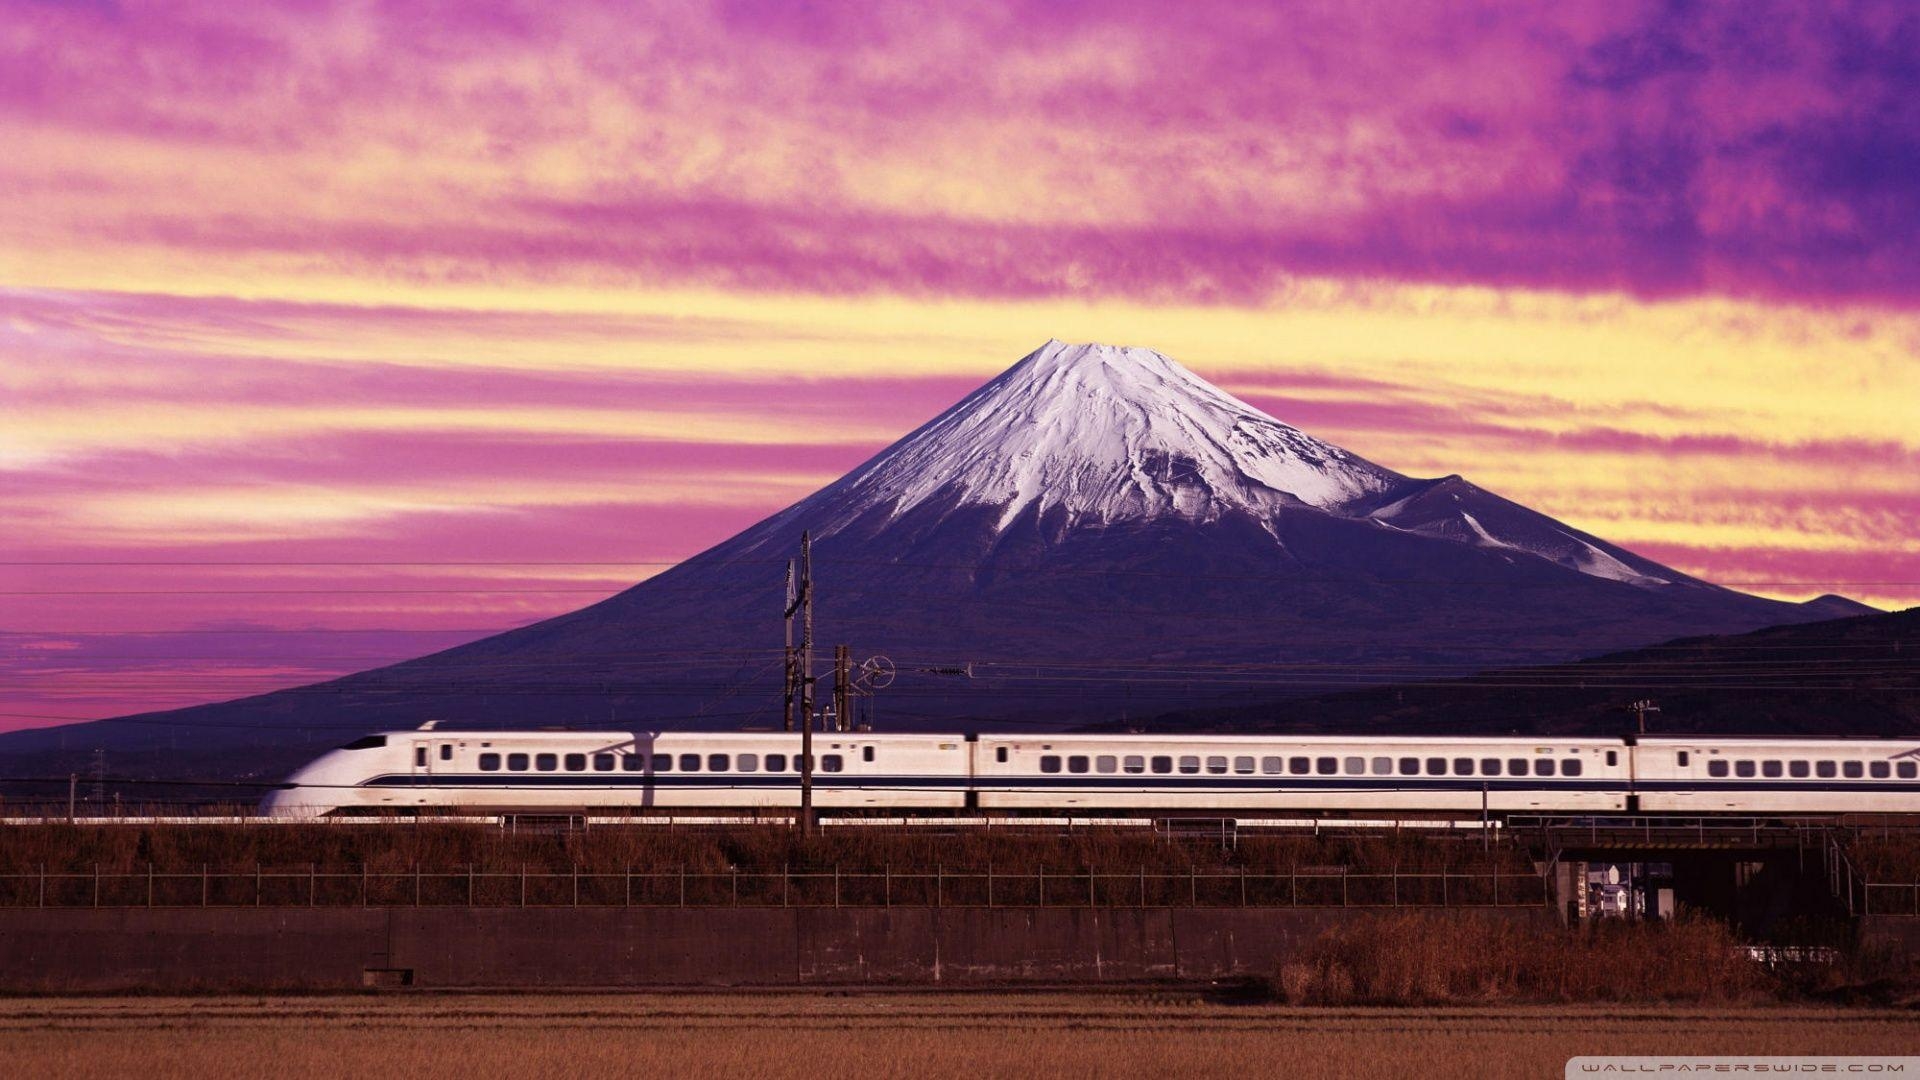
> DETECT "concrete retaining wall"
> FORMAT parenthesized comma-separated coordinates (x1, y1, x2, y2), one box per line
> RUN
(0, 906, 1556, 992)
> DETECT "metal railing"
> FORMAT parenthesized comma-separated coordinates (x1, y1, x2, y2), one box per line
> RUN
(1863, 883, 1920, 917)
(1509, 816, 1846, 850)
(0, 863, 1546, 909)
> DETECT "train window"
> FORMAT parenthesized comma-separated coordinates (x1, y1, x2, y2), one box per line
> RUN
(479, 753, 501, 772)
(1372, 757, 1392, 775)
(1707, 760, 1729, 777)
(1900, 762, 1918, 780)
(821, 754, 844, 773)
(1096, 755, 1118, 774)
(765, 753, 787, 772)
(1206, 756, 1228, 775)
(652, 754, 672, 772)
(1316, 757, 1338, 775)
(1234, 756, 1255, 775)
(738, 753, 759, 773)
(996, 747, 1009, 763)
(1344, 756, 1365, 774)
(593, 753, 615, 772)
(1869, 762, 1890, 779)
(1262, 757, 1283, 775)
(439, 744, 453, 761)
(1534, 759, 1556, 777)
(1291, 757, 1312, 775)
(1842, 761, 1862, 778)
(1040, 755, 1062, 774)
(1125, 755, 1146, 775)
(707, 754, 730, 772)
(1562, 759, 1583, 777)
(1424, 758, 1446, 776)
(536, 753, 558, 772)
(863, 747, 875, 763)
(1761, 761, 1783, 778)
(1400, 757, 1421, 775)
(1734, 761, 1756, 778)
(1507, 758, 1528, 776)
(1608, 751, 1621, 767)
(1816, 761, 1836, 778)
(1788, 761, 1809, 778)
(1151, 756, 1173, 775)
(622, 755, 644, 772)
(507, 753, 528, 771)
(1453, 758, 1474, 776)
(1069, 755, 1091, 774)
(1179, 756, 1202, 775)
(679, 754, 701, 772)
(415, 747, 427, 768)
(1481, 759, 1502, 776)
(1672, 751, 1684, 767)
(564, 754, 586, 772)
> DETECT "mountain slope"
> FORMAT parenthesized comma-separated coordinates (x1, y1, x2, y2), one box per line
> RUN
(1103, 608, 1919, 737)
(0, 340, 1866, 783)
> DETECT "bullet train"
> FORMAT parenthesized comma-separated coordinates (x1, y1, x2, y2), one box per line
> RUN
(258, 726, 1920, 817)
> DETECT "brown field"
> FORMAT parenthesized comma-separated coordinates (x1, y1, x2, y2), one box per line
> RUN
(1, 993, 1915, 1080)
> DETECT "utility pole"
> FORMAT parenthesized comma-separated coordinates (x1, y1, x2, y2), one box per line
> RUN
(67, 773, 77, 823)
(797, 532, 816, 836)
(1630, 699, 1661, 735)
(833, 645, 852, 733)
(782, 560, 797, 733)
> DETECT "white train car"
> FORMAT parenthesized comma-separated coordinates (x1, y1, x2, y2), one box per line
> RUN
(970, 735, 1631, 813)
(1632, 736, 1920, 814)
(260, 730, 970, 816)
(261, 727, 1920, 819)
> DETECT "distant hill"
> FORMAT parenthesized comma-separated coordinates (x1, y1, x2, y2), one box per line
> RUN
(1098, 609, 1919, 737)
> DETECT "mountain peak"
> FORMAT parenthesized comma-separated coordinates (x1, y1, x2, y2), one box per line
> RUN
(812, 340, 1405, 535)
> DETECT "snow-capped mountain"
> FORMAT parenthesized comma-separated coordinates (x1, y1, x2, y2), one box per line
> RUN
(747, 340, 1701, 593)
(2, 340, 1870, 776)
(813, 340, 1402, 535)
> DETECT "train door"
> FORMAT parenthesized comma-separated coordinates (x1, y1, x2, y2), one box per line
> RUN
(410, 740, 435, 786)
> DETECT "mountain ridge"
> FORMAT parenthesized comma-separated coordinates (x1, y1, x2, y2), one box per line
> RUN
(1095, 607, 1918, 737)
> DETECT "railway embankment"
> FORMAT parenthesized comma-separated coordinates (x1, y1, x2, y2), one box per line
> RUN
(0, 906, 1555, 992)
(1, 822, 1915, 994)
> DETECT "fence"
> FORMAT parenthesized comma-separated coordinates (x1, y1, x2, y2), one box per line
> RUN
(1862, 883, 1920, 917)
(0, 863, 1546, 909)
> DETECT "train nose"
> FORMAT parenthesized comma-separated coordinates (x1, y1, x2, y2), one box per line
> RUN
(257, 782, 321, 818)
(257, 759, 342, 818)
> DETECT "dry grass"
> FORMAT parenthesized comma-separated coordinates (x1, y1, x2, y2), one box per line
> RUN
(0, 822, 1530, 877)
(1279, 912, 1773, 1004)
(1846, 832, 1920, 882)
(0, 994, 1914, 1080)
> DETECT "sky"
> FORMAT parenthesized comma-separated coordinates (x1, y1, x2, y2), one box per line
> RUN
(2, 0, 1916, 730)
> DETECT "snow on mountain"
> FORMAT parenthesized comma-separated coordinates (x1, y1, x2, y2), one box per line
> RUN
(1353, 474, 1692, 589)
(810, 340, 1404, 536)
(778, 339, 1700, 593)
